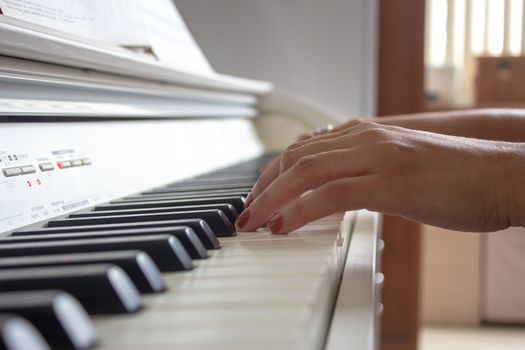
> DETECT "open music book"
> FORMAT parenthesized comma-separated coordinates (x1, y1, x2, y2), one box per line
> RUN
(0, 0, 212, 74)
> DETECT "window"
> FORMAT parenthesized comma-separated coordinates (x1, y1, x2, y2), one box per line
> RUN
(425, 0, 525, 107)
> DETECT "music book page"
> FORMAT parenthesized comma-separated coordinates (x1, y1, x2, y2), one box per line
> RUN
(0, 0, 212, 74)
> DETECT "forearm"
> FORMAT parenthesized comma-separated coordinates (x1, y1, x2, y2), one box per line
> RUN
(368, 109, 525, 142)
(502, 142, 525, 228)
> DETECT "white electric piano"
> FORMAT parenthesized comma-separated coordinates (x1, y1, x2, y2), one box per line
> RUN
(0, 10, 381, 350)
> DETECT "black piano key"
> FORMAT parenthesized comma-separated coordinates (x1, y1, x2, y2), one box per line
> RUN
(0, 264, 141, 314)
(0, 251, 165, 294)
(0, 314, 50, 350)
(196, 172, 255, 179)
(119, 192, 249, 205)
(168, 172, 254, 179)
(173, 175, 255, 182)
(109, 196, 245, 214)
(0, 235, 192, 272)
(13, 219, 220, 250)
(165, 182, 253, 190)
(1, 227, 207, 260)
(92, 204, 237, 225)
(139, 189, 249, 199)
(165, 181, 254, 190)
(176, 175, 258, 183)
(0, 290, 97, 349)
(204, 162, 265, 172)
(47, 210, 235, 237)
(164, 182, 254, 191)
(165, 189, 250, 196)
(73, 203, 238, 225)
(116, 194, 245, 206)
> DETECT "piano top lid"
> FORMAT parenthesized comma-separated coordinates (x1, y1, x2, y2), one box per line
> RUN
(0, 15, 273, 95)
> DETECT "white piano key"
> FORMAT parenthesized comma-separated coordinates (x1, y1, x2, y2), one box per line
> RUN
(93, 213, 351, 350)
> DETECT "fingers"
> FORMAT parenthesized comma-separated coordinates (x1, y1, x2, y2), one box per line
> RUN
(250, 121, 381, 200)
(293, 122, 364, 148)
(248, 154, 281, 205)
(258, 157, 277, 173)
(333, 118, 367, 133)
(298, 118, 366, 142)
(267, 176, 378, 234)
(237, 149, 374, 231)
(279, 133, 363, 174)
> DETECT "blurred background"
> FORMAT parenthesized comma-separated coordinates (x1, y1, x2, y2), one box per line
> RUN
(175, 0, 377, 119)
(175, 1, 525, 349)
(425, 0, 525, 109)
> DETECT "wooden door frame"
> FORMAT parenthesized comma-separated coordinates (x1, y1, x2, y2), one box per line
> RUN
(377, 1, 426, 350)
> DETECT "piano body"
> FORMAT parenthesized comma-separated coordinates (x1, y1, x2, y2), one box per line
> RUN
(0, 12, 381, 350)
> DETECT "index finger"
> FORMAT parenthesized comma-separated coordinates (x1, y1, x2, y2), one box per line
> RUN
(237, 148, 374, 231)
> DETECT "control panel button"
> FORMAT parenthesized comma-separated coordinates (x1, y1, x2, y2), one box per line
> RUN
(2, 167, 22, 177)
(39, 163, 55, 172)
(71, 160, 82, 167)
(20, 165, 36, 175)
(81, 158, 92, 166)
(57, 161, 71, 169)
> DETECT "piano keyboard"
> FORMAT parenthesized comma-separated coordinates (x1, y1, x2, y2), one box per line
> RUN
(0, 154, 357, 350)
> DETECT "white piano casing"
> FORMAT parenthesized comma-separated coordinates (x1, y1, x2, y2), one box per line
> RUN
(0, 119, 263, 233)
(0, 14, 380, 350)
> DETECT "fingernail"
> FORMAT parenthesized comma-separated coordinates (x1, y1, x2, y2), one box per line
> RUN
(244, 192, 253, 209)
(235, 207, 251, 230)
(268, 213, 283, 234)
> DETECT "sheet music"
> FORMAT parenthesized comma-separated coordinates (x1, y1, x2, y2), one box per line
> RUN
(0, 0, 212, 74)
(130, 1, 212, 74)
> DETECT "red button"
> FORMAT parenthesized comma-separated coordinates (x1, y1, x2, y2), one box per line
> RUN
(57, 161, 71, 169)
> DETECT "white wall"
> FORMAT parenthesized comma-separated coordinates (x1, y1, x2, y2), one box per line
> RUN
(174, 0, 377, 118)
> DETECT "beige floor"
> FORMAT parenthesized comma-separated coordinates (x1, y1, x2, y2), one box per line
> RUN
(419, 325, 525, 350)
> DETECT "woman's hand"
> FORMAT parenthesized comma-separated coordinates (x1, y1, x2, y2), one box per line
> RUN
(235, 121, 525, 233)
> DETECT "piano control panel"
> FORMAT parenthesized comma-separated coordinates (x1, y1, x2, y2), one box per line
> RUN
(1, 150, 93, 200)
(0, 119, 263, 234)
(1, 150, 92, 178)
